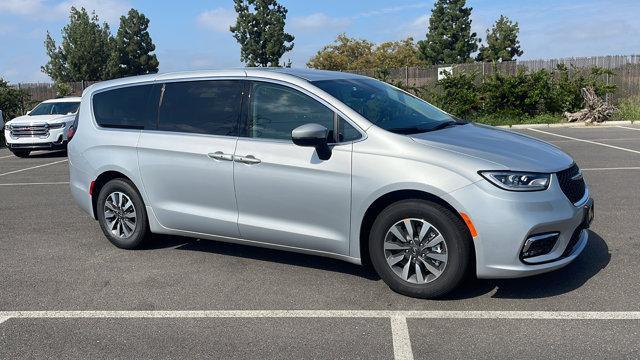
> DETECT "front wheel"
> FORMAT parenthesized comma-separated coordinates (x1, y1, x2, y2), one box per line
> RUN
(369, 200, 472, 299)
(96, 179, 149, 249)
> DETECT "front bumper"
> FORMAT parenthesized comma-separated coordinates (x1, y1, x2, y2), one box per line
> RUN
(4, 126, 68, 150)
(444, 174, 592, 279)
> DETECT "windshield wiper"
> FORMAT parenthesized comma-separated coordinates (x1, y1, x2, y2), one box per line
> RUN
(386, 126, 432, 135)
(388, 120, 467, 135)
(428, 120, 467, 132)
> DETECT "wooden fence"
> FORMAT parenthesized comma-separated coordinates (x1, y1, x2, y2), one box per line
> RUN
(349, 55, 640, 103)
(11, 55, 640, 109)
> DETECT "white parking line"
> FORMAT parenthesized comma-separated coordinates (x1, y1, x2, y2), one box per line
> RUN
(2, 310, 639, 360)
(0, 316, 9, 324)
(2, 310, 640, 320)
(0, 159, 67, 177)
(617, 126, 640, 131)
(390, 315, 414, 360)
(0, 182, 69, 186)
(583, 167, 640, 171)
(528, 128, 640, 155)
(0, 155, 14, 159)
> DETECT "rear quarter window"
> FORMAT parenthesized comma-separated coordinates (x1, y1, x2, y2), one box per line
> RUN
(157, 80, 243, 136)
(93, 84, 158, 129)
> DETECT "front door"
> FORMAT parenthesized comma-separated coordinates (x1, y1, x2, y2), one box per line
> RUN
(138, 79, 244, 238)
(234, 81, 353, 255)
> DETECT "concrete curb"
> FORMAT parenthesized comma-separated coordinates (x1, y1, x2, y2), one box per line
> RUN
(498, 120, 636, 129)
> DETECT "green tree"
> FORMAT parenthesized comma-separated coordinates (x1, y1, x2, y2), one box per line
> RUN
(417, 0, 479, 65)
(307, 34, 375, 70)
(108, 9, 159, 78)
(477, 15, 523, 62)
(307, 35, 425, 71)
(0, 79, 30, 121)
(42, 7, 112, 82)
(373, 38, 427, 69)
(0, 78, 31, 144)
(230, 0, 295, 67)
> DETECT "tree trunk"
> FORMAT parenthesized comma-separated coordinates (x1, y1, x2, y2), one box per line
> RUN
(564, 87, 617, 123)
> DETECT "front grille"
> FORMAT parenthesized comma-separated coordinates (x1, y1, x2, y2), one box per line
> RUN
(557, 164, 586, 204)
(10, 124, 49, 138)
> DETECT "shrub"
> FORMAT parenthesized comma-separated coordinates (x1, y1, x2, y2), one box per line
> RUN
(412, 65, 616, 123)
(614, 95, 640, 121)
(417, 71, 480, 119)
(0, 79, 30, 146)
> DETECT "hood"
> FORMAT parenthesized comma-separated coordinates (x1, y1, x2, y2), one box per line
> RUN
(7, 114, 74, 126)
(410, 123, 574, 173)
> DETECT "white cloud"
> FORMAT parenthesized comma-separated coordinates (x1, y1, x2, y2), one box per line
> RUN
(0, 0, 130, 25)
(196, 8, 237, 33)
(291, 13, 351, 32)
(0, 0, 46, 15)
(356, 3, 430, 19)
(53, 0, 131, 25)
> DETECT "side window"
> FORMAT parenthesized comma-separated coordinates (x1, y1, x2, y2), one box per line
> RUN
(337, 116, 362, 142)
(158, 80, 243, 136)
(93, 85, 156, 129)
(248, 82, 334, 140)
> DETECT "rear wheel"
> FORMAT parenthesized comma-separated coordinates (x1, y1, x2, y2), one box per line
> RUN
(96, 179, 149, 249)
(11, 150, 30, 158)
(369, 199, 472, 299)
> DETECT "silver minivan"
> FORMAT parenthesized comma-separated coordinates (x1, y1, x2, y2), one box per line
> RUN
(69, 69, 593, 298)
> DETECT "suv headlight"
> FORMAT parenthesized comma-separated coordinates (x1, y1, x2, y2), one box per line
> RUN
(479, 171, 550, 192)
(48, 122, 65, 129)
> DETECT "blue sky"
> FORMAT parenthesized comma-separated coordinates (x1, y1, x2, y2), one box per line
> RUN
(1, 0, 639, 83)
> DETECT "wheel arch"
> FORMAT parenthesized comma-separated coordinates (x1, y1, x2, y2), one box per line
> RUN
(358, 189, 475, 268)
(91, 170, 141, 219)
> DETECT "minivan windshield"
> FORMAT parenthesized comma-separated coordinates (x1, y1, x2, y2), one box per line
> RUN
(312, 78, 462, 134)
(29, 102, 80, 116)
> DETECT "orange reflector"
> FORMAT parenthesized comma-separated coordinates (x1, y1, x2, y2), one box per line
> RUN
(460, 212, 478, 238)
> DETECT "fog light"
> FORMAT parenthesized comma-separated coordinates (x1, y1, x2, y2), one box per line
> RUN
(520, 232, 559, 260)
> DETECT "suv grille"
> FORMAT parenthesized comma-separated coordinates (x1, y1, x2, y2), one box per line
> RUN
(557, 164, 586, 204)
(10, 124, 49, 138)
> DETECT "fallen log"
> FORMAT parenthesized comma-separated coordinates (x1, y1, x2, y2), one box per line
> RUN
(564, 86, 616, 123)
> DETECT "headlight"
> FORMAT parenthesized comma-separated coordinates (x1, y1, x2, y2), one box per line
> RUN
(48, 122, 65, 129)
(479, 171, 550, 191)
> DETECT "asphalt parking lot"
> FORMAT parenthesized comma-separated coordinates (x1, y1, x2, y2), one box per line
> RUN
(1, 125, 640, 359)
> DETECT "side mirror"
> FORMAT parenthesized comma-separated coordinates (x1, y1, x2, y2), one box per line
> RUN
(291, 123, 332, 160)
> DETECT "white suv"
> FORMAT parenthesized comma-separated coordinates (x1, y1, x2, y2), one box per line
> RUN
(4, 97, 81, 157)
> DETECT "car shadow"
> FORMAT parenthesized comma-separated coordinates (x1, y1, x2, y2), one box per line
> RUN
(445, 230, 610, 300)
(26, 150, 67, 158)
(142, 230, 609, 299)
(144, 234, 381, 281)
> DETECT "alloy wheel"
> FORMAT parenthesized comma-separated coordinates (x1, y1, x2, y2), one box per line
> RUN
(383, 218, 448, 284)
(103, 191, 137, 238)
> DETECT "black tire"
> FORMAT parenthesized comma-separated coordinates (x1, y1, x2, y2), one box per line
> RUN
(96, 179, 149, 249)
(11, 150, 30, 158)
(369, 199, 472, 299)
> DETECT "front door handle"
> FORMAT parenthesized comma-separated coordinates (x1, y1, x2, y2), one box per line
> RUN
(208, 151, 234, 161)
(235, 155, 261, 164)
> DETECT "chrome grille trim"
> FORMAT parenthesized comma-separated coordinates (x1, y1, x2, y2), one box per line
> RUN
(9, 124, 50, 138)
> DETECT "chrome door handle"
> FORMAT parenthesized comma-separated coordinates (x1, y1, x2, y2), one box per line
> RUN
(236, 155, 261, 164)
(208, 151, 234, 161)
